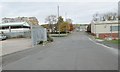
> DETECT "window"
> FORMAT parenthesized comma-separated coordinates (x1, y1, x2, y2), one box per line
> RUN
(110, 26, 120, 31)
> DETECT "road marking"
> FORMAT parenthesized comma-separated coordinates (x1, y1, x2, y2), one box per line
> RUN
(88, 37, 118, 55)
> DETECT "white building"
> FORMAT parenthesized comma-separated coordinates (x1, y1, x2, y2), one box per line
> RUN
(91, 21, 119, 39)
(0, 22, 30, 33)
(79, 24, 88, 31)
(0, 22, 31, 38)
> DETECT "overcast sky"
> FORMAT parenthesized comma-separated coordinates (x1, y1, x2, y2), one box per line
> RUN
(0, 1, 118, 24)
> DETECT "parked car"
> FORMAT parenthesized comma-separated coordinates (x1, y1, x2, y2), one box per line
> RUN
(0, 34, 7, 41)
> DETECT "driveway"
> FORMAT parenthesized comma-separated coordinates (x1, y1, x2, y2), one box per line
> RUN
(0, 38, 32, 56)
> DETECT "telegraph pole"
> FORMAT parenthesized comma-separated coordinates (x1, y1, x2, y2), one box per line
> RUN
(57, 5, 60, 36)
(65, 12, 67, 34)
(110, 23, 112, 40)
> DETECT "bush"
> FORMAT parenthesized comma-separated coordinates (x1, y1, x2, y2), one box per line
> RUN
(47, 37, 53, 42)
(47, 34, 54, 42)
(38, 41, 43, 44)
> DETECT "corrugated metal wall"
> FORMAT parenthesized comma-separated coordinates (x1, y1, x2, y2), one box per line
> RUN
(31, 25, 47, 47)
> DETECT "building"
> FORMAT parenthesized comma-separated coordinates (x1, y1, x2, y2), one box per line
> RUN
(91, 21, 119, 40)
(79, 24, 88, 31)
(0, 22, 31, 38)
(0, 20, 47, 47)
(75, 24, 88, 31)
(2, 17, 39, 25)
(0, 22, 30, 33)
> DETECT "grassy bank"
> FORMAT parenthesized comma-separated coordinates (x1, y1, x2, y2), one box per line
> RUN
(95, 36, 120, 44)
(107, 39, 120, 44)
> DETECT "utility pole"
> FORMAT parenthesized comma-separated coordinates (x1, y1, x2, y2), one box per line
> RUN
(110, 23, 112, 40)
(57, 5, 60, 36)
(65, 12, 67, 34)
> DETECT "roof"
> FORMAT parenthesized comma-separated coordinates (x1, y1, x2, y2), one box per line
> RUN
(92, 21, 118, 25)
(0, 22, 30, 27)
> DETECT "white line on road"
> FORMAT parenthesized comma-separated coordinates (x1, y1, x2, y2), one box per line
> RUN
(88, 37, 118, 55)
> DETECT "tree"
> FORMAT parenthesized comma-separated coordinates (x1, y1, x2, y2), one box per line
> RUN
(28, 17, 39, 25)
(92, 12, 118, 22)
(59, 22, 70, 32)
(57, 17, 74, 33)
(69, 24, 74, 31)
(56, 16, 64, 32)
(92, 13, 99, 22)
(66, 18, 72, 24)
(41, 24, 49, 29)
(45, 15, 57, 32)
(57, 16, 64, 24)
(66, 18, 73, 31)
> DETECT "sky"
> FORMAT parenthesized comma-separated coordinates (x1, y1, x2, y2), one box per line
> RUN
(0, 1, 118, 24)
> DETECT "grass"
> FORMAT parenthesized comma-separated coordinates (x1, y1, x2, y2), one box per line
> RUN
(95, 37, 103, 40)
(95, 37, 120, 44)
(107, 39, 120, 44)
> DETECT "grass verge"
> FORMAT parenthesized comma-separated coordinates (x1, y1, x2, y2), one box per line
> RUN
(105, 39, 120, 44)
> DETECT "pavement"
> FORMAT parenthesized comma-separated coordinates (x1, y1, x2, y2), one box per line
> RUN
(0, 38, 32, 56)
(96, 40, 118, 49)
(2, 31, 118, 70)
(86, 32, 118, 49)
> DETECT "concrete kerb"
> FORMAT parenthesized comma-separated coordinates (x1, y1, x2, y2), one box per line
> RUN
(49, 33, 69, 37)
(86, 32, 118, 49)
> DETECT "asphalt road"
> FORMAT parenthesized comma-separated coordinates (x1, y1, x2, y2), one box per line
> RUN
(2, 32, 118, 70)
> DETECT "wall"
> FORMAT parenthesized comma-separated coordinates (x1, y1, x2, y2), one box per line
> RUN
(99, 33, 118, 39)
(0, 28, 30, 33)
(4, 31, 31, 38)
(91, 23, 95, 34)
(91, 21, 119, 39)
(31, 25, 47, 46)
(95, 23, 118, 33)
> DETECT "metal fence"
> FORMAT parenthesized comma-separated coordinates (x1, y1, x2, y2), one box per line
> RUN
(3, 25, 47, 47)
(31, 25, 47, 47)
(4, 31, 31, 38)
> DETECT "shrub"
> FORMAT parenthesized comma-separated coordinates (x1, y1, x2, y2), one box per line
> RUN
(38, 41, 43, 44)
(47, 34, 53, 42)
(47, 37, 53, 42)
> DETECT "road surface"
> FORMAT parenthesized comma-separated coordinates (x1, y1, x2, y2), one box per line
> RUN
(2, 32, 118, 70)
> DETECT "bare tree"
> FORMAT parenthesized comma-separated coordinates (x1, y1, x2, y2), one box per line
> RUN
(66, 18, 72, 24)
(45, 15, 57, 32)
(92, 12, 118, 22)
(92, 13, 100, 22)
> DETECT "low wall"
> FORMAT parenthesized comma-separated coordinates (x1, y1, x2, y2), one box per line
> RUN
(49, 34, 68, 37)
(99, 33, 118, 39)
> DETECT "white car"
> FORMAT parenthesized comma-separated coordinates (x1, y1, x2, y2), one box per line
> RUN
(0, 34, 7, 41)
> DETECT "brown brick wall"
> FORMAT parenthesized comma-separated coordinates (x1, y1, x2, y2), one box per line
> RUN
(99, 33, 118, 39)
